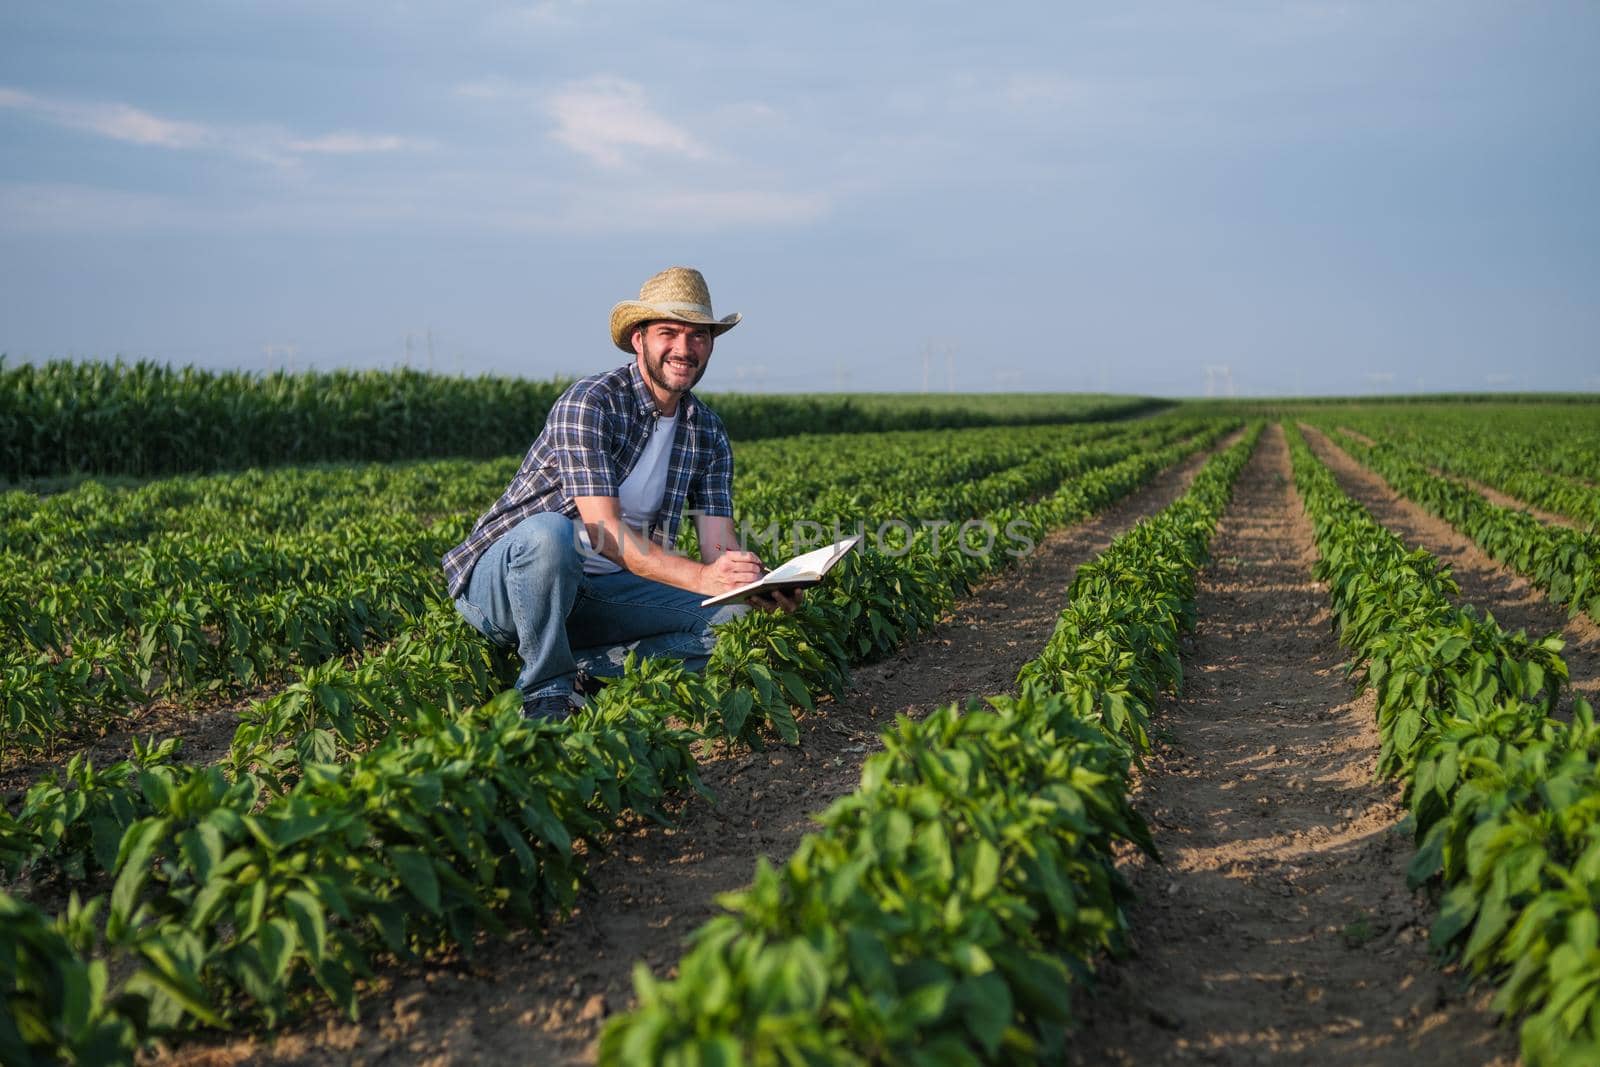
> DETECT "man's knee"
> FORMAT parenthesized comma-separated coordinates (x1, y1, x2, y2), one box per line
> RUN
(503, 512, 580, 578)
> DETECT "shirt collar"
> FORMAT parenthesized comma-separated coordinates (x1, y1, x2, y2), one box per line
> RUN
(624, 360, 697, 422)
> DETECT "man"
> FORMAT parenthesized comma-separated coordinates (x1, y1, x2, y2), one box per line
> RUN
(441, 266, 795, 720)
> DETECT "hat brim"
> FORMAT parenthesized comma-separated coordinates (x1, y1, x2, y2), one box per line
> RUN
(610, 302, 741, 353)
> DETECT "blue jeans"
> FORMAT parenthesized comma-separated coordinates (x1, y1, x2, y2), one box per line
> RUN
(453, 512, 748, 702)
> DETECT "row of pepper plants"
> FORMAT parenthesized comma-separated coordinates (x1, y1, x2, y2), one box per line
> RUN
(597, 426, 1262, 1065)
(1311, 424, 1600, 625)
(0, 420, 1178, 759)
(2, 453, 527, 759)
(1, 419, 1238, 1064)
(1325, 403, 1600, 498)
(1287, 422, 1599, 1067)
(1338, 416, 1600, 531)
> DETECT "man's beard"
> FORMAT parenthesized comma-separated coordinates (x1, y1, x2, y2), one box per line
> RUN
(642, 346, 707, 397)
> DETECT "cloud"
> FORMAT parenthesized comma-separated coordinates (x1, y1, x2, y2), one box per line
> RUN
(447, 77, 830, 231)
(545, 77, 709, 168)
(709, 100, 784, 128)
(2, 80, 826, 237)
(0, 88, 208, 148)
(458, 77, 782, 137)
(0, 86, 426, 164)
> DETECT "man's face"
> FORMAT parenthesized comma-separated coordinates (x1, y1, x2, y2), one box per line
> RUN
(634, 320, 714, 399)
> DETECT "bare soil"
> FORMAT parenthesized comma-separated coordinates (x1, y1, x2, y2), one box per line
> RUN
(1, 694, 254, 802)
(0, 692, 265, 908)
(153, 442, 1234, 1067)
(1300, 424, 1600, 713)
(1068, 424, 1517, 1066)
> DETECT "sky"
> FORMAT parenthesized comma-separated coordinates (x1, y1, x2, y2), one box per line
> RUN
(1, 1, 1596, 397)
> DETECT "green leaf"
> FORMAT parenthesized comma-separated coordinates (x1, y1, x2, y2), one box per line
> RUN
(132, 937, 224, 1028)
(747, 662, 777, 706)
(765, 699, 799, 745)
(903, 979, 954, 1024)
(110, 817, 168, 926)
(777, 670, 813, 711)
(956, 971, 1013, 1055)
(391, 846, 442, 915)
(720, 688, 753, 738)
(89, 816, 124, 874)
(968, 840, 1001, 899)
(246, 877, 268, 938)
(284, 889, 328, 964)
(260, 917, 298, 983)
(178, 823, 224, 883)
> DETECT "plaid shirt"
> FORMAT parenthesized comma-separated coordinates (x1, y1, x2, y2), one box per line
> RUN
(442, 361, 735, 598)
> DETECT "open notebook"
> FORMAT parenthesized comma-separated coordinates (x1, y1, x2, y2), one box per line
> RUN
(700, 534, 863, 608)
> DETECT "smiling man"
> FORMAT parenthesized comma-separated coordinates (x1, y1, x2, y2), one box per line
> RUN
(441, 266, 792, 720)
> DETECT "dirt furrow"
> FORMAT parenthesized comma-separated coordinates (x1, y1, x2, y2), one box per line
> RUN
(1, 693, 258, 801)
(1068, 423, 1516, 1066)
(158, 439, 1236, 1067)
(1300, 424, 1600, 712)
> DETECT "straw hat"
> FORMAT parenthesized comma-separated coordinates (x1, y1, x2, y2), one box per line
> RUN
(609, 266, 741, 353)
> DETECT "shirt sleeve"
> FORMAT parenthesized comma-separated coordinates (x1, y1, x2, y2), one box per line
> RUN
(693, 425, 735, 517)
(547, 385, 619, 498)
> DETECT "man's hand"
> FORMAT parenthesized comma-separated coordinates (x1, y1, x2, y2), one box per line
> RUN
(749, 587, 804, 614)
(700, 549, 765, 595)
(695, 515, 796, 608)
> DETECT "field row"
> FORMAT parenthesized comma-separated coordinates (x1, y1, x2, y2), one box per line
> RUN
(1323, 404, 1600, 528)
(1287, 424, 1599, 1066)
(1304, 421, 1600, 625)
(1333, 402, 1600, 485)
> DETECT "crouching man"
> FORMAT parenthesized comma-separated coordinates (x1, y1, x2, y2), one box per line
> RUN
(441, 266, 797, 719)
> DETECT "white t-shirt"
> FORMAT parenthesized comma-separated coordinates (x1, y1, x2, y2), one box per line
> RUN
(575, 410, 680, 575)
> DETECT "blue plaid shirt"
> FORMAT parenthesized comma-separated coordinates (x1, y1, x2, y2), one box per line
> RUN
(442, 361, 735, 598)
